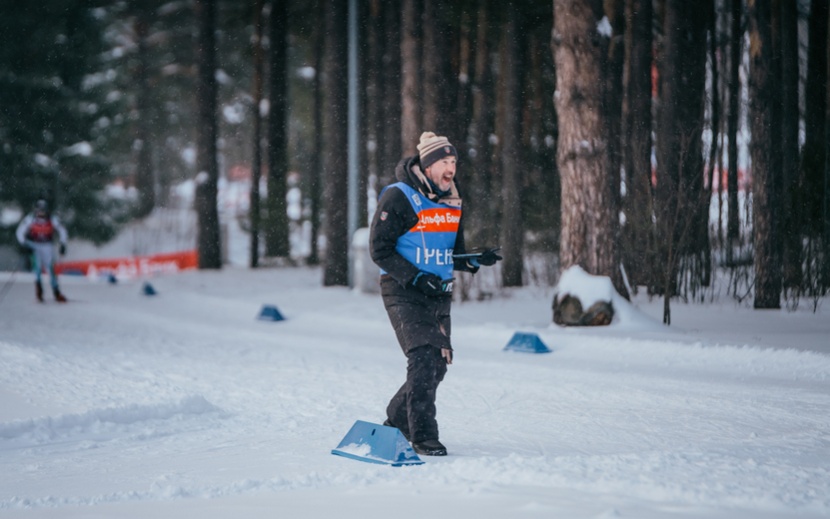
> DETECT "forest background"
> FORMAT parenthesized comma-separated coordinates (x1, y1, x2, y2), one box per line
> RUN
(1, 0, 829, 320)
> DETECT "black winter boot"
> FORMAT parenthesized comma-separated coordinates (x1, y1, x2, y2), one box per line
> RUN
(35, 281, 44, 302)
(412, 439, 447, 456)
(54, 287, 67, 303)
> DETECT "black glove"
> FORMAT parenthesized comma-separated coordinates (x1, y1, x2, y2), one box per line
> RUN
(59, 243, 66, 256)
(20, 243, 33, 254)
(477, 247, 502, 266)
(413, 272, 451, 297)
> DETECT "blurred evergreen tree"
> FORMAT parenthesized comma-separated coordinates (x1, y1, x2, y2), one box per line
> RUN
(0, 1, 129, 245)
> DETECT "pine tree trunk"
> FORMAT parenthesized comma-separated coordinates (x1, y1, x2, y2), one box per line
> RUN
(781, 0, 802, 289)
(726, 0, 742, 257)
(400, 0, 421, 156)
(603, 0, 628, 298)
(455, 7, 474, 164)
(466, 0, 496, 247)
(749, 0, 782, 309)
(803, 0, 828, 236)
(363, 0, 382, 204)
(500, 2, 523, 287)
(249, 0, 265, 268)
(353, 3, 368, 232)
(824, 2, 830, 286)
(266, 0, 290, 258)
(322, 0, 349, 286)
(421, 0, 454, 134)
(194, 0, 222, 269)
(701, 0, 718, 289)
(622, 0, 654, 291)
(553, 0, 617, 279)
(364, 0, 380, 206)
(655, 0, 707, 320)
(526, 9, 559, 254)
(307, 0, 325, 266)
(378, 0, 402, 188)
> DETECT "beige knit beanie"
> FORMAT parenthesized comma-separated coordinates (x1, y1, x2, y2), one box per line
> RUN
(417, 131, 457, 170)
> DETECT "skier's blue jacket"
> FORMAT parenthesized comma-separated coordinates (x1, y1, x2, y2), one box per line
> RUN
(379, 182, 461, 281)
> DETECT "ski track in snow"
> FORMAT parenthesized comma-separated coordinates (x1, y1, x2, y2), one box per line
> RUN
(0, 268, 829, 517)
(0, 395, 223, 443)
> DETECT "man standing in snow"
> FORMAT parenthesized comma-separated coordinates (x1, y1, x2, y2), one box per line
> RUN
(370, 131, 502, 456)
(16, 199, 69, 303)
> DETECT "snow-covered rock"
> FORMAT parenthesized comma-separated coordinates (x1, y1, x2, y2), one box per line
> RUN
(553, 265, 616, 326)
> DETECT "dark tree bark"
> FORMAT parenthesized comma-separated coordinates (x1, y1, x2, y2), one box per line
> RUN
(194, 0, 221, 269)
(307, 0, 325, 266)
(351, 2, 367, 232)
(749, 0, 782, 309)
(266, 0, 289, 258)
(400, 0, 421, 156)
(322, 0, 349, 286)
(466, 0, 497, 247)
(249, 0, 265, 268)
(781, 0, 802, 289)
(363, 0, 383, 203)
(378, 0, 402, 188)
(824, 1, 830, 286)
(523, 3, 559, 254)
(421, 0, 454, 134)
(348, 0, 400, 196)
(553, 0, 618, 280)
(803, 0, 829, 236)
(700, 0, 718, 289)
(622, 0, 654, 291)
(455, 6, 473, 164)
(603, 0, 625, 199)
(726, 0, 742, 257)
(603, 0, 628, 298)
(500, 2, 524, 287)
(655, 0, 707, 322)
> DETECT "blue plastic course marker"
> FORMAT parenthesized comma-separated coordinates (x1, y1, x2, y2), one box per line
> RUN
(142, 282, 157, 296)
(331, 420, 424, 466)
(257, 304, 285, 321)
(504, 332, 552, 353)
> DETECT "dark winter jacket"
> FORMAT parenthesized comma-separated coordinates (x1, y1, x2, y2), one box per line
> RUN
(369, 155, 478, 288)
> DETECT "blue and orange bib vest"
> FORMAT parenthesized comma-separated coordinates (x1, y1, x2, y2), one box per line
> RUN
(382, 182, 461, 281)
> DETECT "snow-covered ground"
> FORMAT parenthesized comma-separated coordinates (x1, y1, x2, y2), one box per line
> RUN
(0, 263, 829, 519)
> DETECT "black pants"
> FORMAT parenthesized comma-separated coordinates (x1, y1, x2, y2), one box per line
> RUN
(381, 276, 451, 442)
(386, 345, 447, 442)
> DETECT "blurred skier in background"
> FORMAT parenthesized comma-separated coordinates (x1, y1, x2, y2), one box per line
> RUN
(16, 199, 69, 303)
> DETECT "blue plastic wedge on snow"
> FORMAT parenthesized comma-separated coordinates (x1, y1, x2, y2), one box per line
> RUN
(142, 282, 157, 296)
(504, 332, 552, 353)
(257, 304, 285, 321)
(331, 420, 424, 466)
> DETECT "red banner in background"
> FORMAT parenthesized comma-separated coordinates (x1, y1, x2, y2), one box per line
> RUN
(56, 250, 198, 280)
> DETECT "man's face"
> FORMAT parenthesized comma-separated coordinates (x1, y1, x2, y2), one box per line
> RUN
(425, 156, 456, 192)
